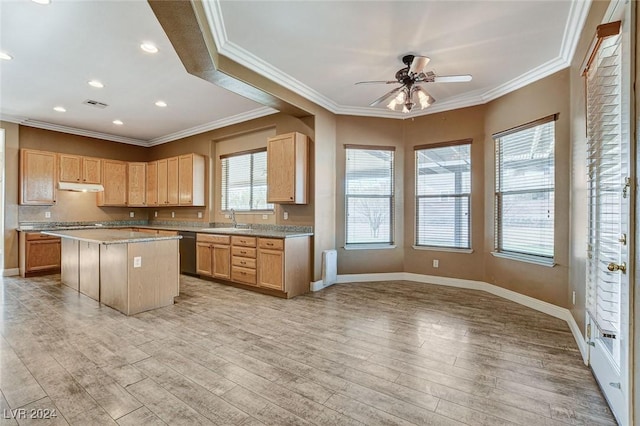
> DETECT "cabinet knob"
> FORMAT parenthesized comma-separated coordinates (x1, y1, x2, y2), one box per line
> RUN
(76, 178, 80, 181)
(290, 197, 293, 200)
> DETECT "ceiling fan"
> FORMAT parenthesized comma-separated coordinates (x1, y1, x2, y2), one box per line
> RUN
(356, 54, 472, 113)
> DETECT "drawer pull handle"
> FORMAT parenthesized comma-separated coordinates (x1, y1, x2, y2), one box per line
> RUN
(240, 250, 246, 254)
(241, 272, 246, 275)
(267, 243, 273, 246)
(241, 261, 246, 265)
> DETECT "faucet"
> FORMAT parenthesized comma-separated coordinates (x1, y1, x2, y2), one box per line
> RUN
(230, 209, 237, 228)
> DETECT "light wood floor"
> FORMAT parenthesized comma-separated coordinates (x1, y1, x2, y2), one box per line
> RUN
(0, 274, 615, 425)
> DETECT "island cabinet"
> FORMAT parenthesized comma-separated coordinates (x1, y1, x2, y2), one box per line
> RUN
(267, 132, 308, 204)
(19, 232, 61, 277)
(19, 149, 57, 205)
(196, 234, 231, 279)
(98, 159, 128, 206)
(59, 154, 101, 184)
(127, 162, 147, 206)
(178, 154, 205, 206)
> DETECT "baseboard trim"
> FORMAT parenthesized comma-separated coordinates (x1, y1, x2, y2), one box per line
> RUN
(327, 271, 588, 363)
(3, 268, 19, 277)
(310, 280, 326, 292)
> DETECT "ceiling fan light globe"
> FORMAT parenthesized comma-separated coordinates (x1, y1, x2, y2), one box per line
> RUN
(387, 99, 398, 110)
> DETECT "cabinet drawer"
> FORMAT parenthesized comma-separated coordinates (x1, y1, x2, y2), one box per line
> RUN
(232, 266, 256, 285)
(26, 232, 59, 241)
(197, 234, 230, 244)
(232, 256, 256, 269)
(231, 236, 256, 247)
(258, 238, 284, 250)
(232, 246, 256, 258)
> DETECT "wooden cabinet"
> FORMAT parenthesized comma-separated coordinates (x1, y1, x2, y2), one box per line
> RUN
(98, 159, 128, 206)
(196, 234, 231, 279)
(257, 237, 310, 297)
(257, 250, 284, 290)
(20, 149, 57, 205)
(178, 154, 205, 206)
(59, 154, 101, 184)
(231, 236, 257, 285)
(128, 162, 146, 206)
(157, 157, 179, 205)
(146, 161, 158, 206)
(19, 232, 61, 277)
(267, 132, 308, 204)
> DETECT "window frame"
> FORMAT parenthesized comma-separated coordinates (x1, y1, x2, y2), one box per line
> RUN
(414, 139, 472, 251)
(220, 148, 273, 213)
(493, 114, 558, 265)
(344, 144, 395, 247)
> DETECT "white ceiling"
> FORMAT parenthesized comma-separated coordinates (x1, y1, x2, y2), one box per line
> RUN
(0, 0, 590, 146)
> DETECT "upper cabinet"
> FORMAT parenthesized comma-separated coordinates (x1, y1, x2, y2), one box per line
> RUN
(128, 162, 146, 207)
(97, 159, 127, 206)
(179, 154, 205, 206)
(267, 132, 308, 204)
(157, 157, 179, 205)
(146, 161, 158, 206)
(59, 154, 101, 184)
(20, 149, 57, 205)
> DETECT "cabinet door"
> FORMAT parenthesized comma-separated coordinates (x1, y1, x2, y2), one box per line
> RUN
(25, 239, 61, 273)
(99, 160, 127, 206)
(257, 249, 284, 290)
(128, 162, 146, 206)
(157, 159, 169, 205)
(212, 244, 231, 279)
(146, 161, 158, 206)
(20, 149, 57, 205)
(178, 154, 193, 205)
(267, 133, 308, 204)
(196, 243, 213, 276)
(59, 154, 82, 182)
(82, 157, 102, 184)
(167, 156, 179, 205)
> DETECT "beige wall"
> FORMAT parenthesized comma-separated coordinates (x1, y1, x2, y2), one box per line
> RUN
(1, 122, 20, 270)
(483, 69, 571, 307)
(404, 106, 486, 281)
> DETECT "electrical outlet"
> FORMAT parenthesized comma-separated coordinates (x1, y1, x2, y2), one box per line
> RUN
(262, 214, 268, 220)
(154, 211, 158, 218)
(171, 212, 175, 218)
(224, 214, 230, 219)
(283, 211, 289, 220)
(572, 291, 576, 305)
(197, 212, 203, 219)
(133, 256, 142, 268)
(433, 259, 439, 268)
(44, 211, 51, 218)
(129, 211, 135, 218)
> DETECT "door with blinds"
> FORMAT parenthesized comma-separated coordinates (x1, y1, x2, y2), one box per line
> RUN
(585, 15, 631, 425)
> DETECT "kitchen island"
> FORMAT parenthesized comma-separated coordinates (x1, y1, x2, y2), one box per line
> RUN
(42, 229, 181, 315)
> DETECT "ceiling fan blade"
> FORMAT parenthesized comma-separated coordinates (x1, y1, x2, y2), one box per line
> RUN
(369, 86, 403, 107)
(409, 56, 430, 75)
(355, 80, 398, 85)
(433, 74, 473, 83)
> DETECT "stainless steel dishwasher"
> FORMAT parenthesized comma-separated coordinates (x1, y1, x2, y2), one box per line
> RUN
(178, 231, 197, 276)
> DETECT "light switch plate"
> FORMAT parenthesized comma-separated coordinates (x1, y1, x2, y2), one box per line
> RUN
(129, 211, 135, 218)
(45, 211, 51, 218)
(262, 214, 268, 220)
(154, 211, 158, 218)
(283, 211, 289, 220)
(133, 256, 142, 268)
(171, 212, 175, 218)
(197, 212, 203, 219)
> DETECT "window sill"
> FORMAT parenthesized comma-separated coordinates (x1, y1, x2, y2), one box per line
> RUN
(412, 246, 474, 254)
(344, 244, 397, 251)
(491, 251, 556, 267)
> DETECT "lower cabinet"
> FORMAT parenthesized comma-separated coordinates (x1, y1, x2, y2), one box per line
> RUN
(196, 233, 310, 298)
(19, 232, 61, 277)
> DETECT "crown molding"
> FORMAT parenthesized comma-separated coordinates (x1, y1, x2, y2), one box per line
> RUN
(146, 107, 278, 146)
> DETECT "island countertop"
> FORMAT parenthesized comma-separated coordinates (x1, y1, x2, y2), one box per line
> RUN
(41, 229, 182, 245)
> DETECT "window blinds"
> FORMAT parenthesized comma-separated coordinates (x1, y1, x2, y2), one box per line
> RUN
(345, 146, 395, 245)
(494, 116, 556, 259)
(586, 31, 624, 337)
(415, 141, 471, 249)
(221, 149, 272, 211)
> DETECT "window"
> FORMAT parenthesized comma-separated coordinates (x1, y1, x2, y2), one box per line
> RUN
(415, 140, 471, 249)
(345, 145, 394, 246)
(494, 115, 557, 261)
(221, 149, 273, 211)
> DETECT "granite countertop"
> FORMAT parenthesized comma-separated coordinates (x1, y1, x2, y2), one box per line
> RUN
(41, 229, 182, 245)
(20, 223, 313, 239)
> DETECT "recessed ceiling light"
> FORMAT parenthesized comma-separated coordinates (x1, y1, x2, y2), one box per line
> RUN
(155, 100, 167, 107)
(88, 80, 104, 88)
(140, 42, 158, 54)
(0, 52, 12, 61)
(113, 120, 123, 125)
(53, 106, 66, 112)
(31, 0, 51, 4)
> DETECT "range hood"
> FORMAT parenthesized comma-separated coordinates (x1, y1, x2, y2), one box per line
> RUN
(58, 182, 105, 192)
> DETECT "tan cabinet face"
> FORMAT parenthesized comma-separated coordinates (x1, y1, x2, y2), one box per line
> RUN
(267, 133, 308, 204)
(25, 238, 61, 272)
(128, 162, 146, 206)
(196, 242, 213, 276)
(59, 154, 82, 182)
(157, 159, 168, 205)
(167, 157, 179, 205)
(179, 154, 193, 205)
(146, 161, 158, 206)
(212, 244, 231, 279)
(20, 149, 57, 205)
(258, 249, 284, 290)
(82, 157, 102, 184)
(100, 160, 127, 206)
